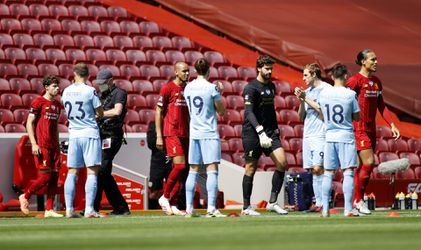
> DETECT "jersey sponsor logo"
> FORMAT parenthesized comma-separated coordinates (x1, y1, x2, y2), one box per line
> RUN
(408, 183, 421, 193)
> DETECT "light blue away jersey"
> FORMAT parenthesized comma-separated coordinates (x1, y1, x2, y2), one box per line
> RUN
(61, 83, 102, 139)
(319, 86, 360, 143)
(303, 82, 330, 138)
(184, 78, 221, 139)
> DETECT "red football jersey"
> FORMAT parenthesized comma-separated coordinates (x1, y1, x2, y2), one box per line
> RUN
(347, 73, 383, 132)
(30, 97, 61, 148)
(157, 81, 189, 137)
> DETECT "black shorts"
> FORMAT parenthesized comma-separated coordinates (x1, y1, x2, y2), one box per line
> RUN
(149, 153, 172, 191)
(242, 129, 282, 161)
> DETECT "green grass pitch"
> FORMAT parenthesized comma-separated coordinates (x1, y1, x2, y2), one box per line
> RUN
(1, 210, 421, 250)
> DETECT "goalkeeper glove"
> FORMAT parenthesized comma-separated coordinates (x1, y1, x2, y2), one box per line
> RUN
(256, 125, 272, 148)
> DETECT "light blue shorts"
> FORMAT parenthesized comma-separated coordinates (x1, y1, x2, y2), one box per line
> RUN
(67, 137, 102, 168)
(323, 141, 357, 170)
(303, 137, 325, 169)
(188, 138, 221, 165)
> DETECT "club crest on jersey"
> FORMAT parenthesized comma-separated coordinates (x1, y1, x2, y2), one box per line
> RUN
(51, 105, 56, 110)
(369, 81, 373, 86)
(265, 89, 271, 95)
(244, 94, 249, 100)
(158, 96, 163, 101)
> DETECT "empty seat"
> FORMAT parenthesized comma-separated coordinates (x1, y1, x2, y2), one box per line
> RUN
(159, 65, 174, 79)
(0, 3, 10, 15)
(139, 21, 160, 35)
(86, 64, 99, 77)
(145, 94, 159, 109)
(279, 110, 301, 124)
(58, 64, 74, 78)
(218, 109, 242, 125)
(30, 78, 44, 94)
(33, 33, 54, 47)
(204, 51, 225, 66)
(81, 20, 101, 33)
(119, 64, 140, 78)
(399, 152, 420, 166)
(5, 123, 26, 132)
(29, 4, 49, 17)
(184, 51, 203, 65)
(131, 124, 148, 133)
(124, 109, 140, 125)
(232, 152, 245, 166)
(13, 108, 29, 124)
(49, 5, 69, 17)
(46, 48, 66, 62)
(1, 93, 23, 108)
(68, 5, 89, 17)
(221, 153, 232, 162)
(408, 139, 421, 153)
(218, 66, 238, 79)
(113, 35, 133, 49)
(279, 124, 295, 139)
(164, 50, 185, 64)
(98, 65, 120, 76)
(38, 64, 59, 76)
(9, 78, 31, 94)
(93, 35, 114, 49)
(139, 65, 160, 79)
(295, 152, 303, 166)
(0, 79, 11, 92)
(114, 79, 133, 92)
(22, 93, 40, 107)
(378, 152, 399, 163)
(13, 33, 34, 48)
(5, 47, 26, 61)
(284, 95, 300, 110)
(1, 18, 22, 31)
(152, 80, 167, 92)
(375, 138, 389, 153)
(74, 34, 94, 48)
(88, 6, 108, 17)
(21, 18, 42, 32)
(108, 6, 128, 18)
(289, 138, 303, 153)
(228, 138, 243, 152)
(415, 167, 421, 179)
(25, 47, 46, 62)
(237, 66, 257, 80)
(58, 124, 68, 132)
(152, 36, 173, 49)
(126, 50, 146, 64)
(274, 95, 286, 110)
(145, 50, 166, 64)
(218, 124, 236, 139)
(376, 125, 393, 138)
(0, 108, 15, 125)
(85, 48, 106, 62)
(65, 48, 86, 61)
(17, 63, 38, 76)
(214, 80, 233, 95)
(395, 168, 415, 180)
(9, 3, 30, 16)
(171, 36, 192, 50)
(226, 95, 244, 110)
(0, 63, 18, 76)
(138, 109, 155, 124)
(61, 19, 81, 33)
(273, 80, 292, 95)
(40, 19, 62, 32)
(0, 33, 13, 48)
(53, 34, 75, 47)
(132, 36, 153, 48)
(221, 140, 230, 152)
(126, 94, 146, 110)
(119, 20, 140, 34)
(132, 80, 153, 94)
(388, 138, 409, 153)
(100, 20, 121, 34)
(285, 152, 296, 165)
(231, 80, 247, 95)
(105, 49, 126, 62)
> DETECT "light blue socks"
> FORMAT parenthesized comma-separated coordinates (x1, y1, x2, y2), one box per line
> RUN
(322, 172, 334, 213)
(312, 174, 323, 207)
(85, 174, 98, 214)
(343, 170, 354, 212)
(64, 173, 77, 211)
(206, 171, 218, 213)
(185, 171, 199, 214)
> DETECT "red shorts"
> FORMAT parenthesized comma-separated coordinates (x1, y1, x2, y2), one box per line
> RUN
(34, 147, 61, 171)
(355, 131, 376, 151)
(164, 136, 189, 157)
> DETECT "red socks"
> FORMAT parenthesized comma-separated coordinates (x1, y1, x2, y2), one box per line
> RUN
(164, 163, 186, 199)
(353, 165, 374, 203)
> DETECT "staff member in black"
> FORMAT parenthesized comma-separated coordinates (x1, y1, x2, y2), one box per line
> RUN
(94, 69, 130, 215)
(241, 55, 289, 216)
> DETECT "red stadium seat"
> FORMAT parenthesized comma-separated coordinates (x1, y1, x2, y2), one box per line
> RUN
(171, 36, 193, 50)
(0, 63, 18, 76)
(124, 109, 140, 125)
(1, 18, 22, 31)
(415, 167, 421, 179)
(74, 34, 94, 48)
(61, 19, 81, 33)
(284, 95, 300, 110)
(214, 80, 233, 95)
(81, 20, 101, 34)
(138, 109, 155, 124)
(289, 138, 303, 153)
(218, 66, 238, 80)
(48, 5, 69, 17)
(54, 35, 77, 51)
(159, 65, 174, 79)
(86, 48, 106, 62)
(204, 51, 225, 66)
(293, 124, 304, 138)
(378, 152, 399, 163)
(228, 138, 243, 152)
(152, 80, 167, 92)
(140, 65, 160, 79)
(218, 124, 236, 139)
(237, 66, 257, 80)
(208, 67, 219, 80)
(25, 47, 46, 62)
(232, 152, 245, 166)
(295, 152, 303, 166)
(38, 63, 59, 76)
(120, 64, 141, 78)
(388, 138, 409, 153)
(395, 168, 415, 180)
(132, 80, 153, 94)
(9, 78, 31, 94)
(0, 79, 11, 92)
(113, 35, 133, 49)
(114, 79, 132, 92)
(17, 63, 38, 77)
(220, 140, 230, 153)
(98, 65, 120, 77)
(127, 94, 146, 110)
(93, 35, 114, 49)
(273, 80, 292, 96)
(58, 64, 74, 78)
(126, 50, 146, 65)
(13, 108, 29, 124)
(46, 48, 66, 62)
(88, 6, 108, 18)
(0, 3, 10, 15)
(184, 51, 203, 65)
(145, 94, 159, 109)
(133, 36, 153, 49)
(22, 93, 40, 107)
(152, 36, 173, 50)
(164, 50, 185, 64)
(108, 6, 128, 18)
(68, 5, 89, 17)
(0, 33, 14, 48)
(279, 110, 301, 125)
(0, 108, 15, 125)
(278, 124, 295, 139)
(131, 124, 148, 133)
(274, 96, 286, 111)
(231, 80, 247, 95)
(375, 138, 389, 153)
(218, 109, 242, 125)
(86, 64, 99, 77)
(399, 152, 420, 166)
(226, 95, 244, 110)
(58, 124, 68, 132)
(146, 50, 167, 65)
(139, 21, 161, 35)
(5, 123, 26, 132)
(288, 167, 306, 174)
(4, 47, 26, 61)
(0, 49, 4, 60)
(408, 139, 421, 153)
(40, 18, 62, 32)
(105, 49, 126, 62)
(60, 79, 72, 90)
(233, 124, 242, 137)
(29, 4, 49, 17)
(120, 20, 140, 34)
(21, 18, 42, 32)
(285, 152, 296, 165)
(258, 156, 275, 170)
(100, 20, 121, 34)
(9, 3, 30, 16)
(33, 33, 55, 48)
(376, 125, 393, 139)
(13, 33, 34, 48)
(221, 153, 232, 162)
(65, 48, 86, 61)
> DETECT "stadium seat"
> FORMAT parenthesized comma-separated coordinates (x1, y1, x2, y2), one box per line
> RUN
(204, 51, 225, 66)
(139, 21, 160, 35)
(120, 64, 141, 78)
(145, 94, 159, 109)
(171, 36, 193, 50)
(0, 79, 11, 92)
(288, 167, 306, 174)
(81, 20, 101, 34)
(9, 3, 30, 16)
(0, 125, 4, 132)
(208, 67, 219, 80)
(33, 33, 55, 48)
(58, 124, 68, 132)
(4, 47, 26, 61)
(159, 65, 174, 79)
(376, 125, 393, 139)
(281, 139, 290, 151)
(395, 168, 415, 180)
(86, 64, 99, 77)
(124, 109, 140, 125)
(218, 109, 242, 125)
(98, 65, 120, 76)
(0, 63, 18, 76)
(131, 123, 148, 133)
(375, 138, 389, 153)
(233, 124, 242, 137)
(120, 20, 140, 34)
(388, 138, 409, 153)
(152, 80, 167, 92)
(145, 50, 167, 65)
(278, 124, 295, 139)
(46, 48, 66, 62)
(415, 167, 421, 179)
(65, 48, 86, 61)
(60, 79, 72, 90)
(38, 63, 59, 76)
(9, 78, 31, 94)
(284, 95, 300, 110)
(0, 3, 10, 15)
(1, 18, 22, 32)
(184, 51, 203, 65)
(58, 63, 74, 78)
(53, 34, 75, 48)
(127, 94, 146, 110)
(113, 35, 133, 50)
(140, 65, 160, 79)
(372, 167, 390, 180)
(29, 78, 43, 94)
(74, 34, 94, 48)
(378, 152, 399, 163)
(132, 80, 153, 94)
(0, 33, 14, 48)
(279, 110, 301, 125)
(105, 49, 126, 62)
(188, 65, 198, 78)
(221, 153, 232, 162)
(12, 33, 34, 48)
(86, 48, 106, 62)
(218, 66, 238, 80)
(231, 80, 247, 95)
(17, 63, 38, 77)
(215, 80, 233, 96)
(218, 124, 236, 139)
(258, 156, 275, 170)
(5, 123, 26, 132)
(68, 5, 89, 17)
(138, 109, 155, 124)
(152, 36, 173, 50)
(0, 108, 15, 125)
(273, 80, 292, 96)
(285, 152, 296, 166)
(22, 93, 40, 107)
(226, 95, 244, 110)
(295, 152, 303, 166)
(220, 140, 230, 152)
(21, 18, 42, 32)
(289, 138, 303, 153)
(25, 47, 46, 62)
(232, 152, 245, 166)
(49, 5, 69, 17)
(407, 139, 421, 153)
(228, 138, 243, 152)
(114, 79, 132, 92)
(100, 20, 121, 34)
(399, 152, 420, 166)
(237, 66, 257, 80)
(40, 18, 62, 32)
(29, 4, 49, 17)
(93, 35, 114, 49)
(61, 19, 82, 33)
(293, 124, 304, 138)
(108, 6, 128, 18)
(88, 5, 108, 18)
(125, 50, 146, 65)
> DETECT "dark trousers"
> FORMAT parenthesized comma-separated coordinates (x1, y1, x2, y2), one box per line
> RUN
(94, 135, 129, 212)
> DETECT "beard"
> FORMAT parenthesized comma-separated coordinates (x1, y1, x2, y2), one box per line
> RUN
(262, 73, 271, 80)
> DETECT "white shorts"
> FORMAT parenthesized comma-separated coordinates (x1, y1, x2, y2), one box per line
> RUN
(67, 137, 102, 168)
(303, 137, 325, 169)
(188, 138, 221, 165)
(323, 141, 357, 170)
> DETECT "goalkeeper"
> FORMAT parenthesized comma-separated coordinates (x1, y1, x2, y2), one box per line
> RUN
(240, 55, 288, 216)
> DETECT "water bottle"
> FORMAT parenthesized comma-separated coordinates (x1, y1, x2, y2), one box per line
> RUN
(394, 193, 400, 210)
(399, 192, 406, 210)
(411, 192, 418, 210)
